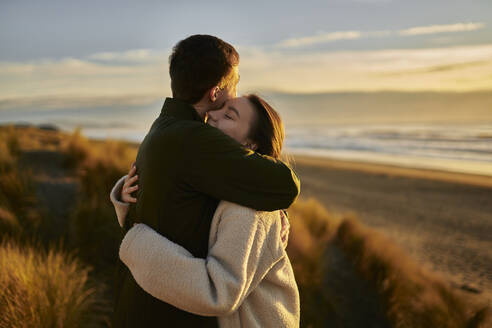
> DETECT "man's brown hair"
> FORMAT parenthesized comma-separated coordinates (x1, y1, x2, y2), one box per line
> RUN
(169, 35, 239, 104)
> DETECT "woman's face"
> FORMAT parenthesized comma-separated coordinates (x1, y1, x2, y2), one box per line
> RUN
(207, 96, 256, 148)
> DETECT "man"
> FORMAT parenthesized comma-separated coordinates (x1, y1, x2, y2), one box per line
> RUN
(112, 35, 300, 327)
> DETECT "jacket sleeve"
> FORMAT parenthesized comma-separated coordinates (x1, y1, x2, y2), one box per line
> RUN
(109, 175, 129, 228)
(183, 124, 300, 211)
(119, 204, 283, 316)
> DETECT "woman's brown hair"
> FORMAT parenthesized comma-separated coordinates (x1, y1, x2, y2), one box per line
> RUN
(245, 94, 285, 160)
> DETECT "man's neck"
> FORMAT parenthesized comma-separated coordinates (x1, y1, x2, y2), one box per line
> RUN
(192, 103, 208, 121)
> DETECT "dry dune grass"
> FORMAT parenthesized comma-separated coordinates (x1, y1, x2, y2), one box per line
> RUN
(288, 198, 491, 328)
(0, 207, 20, 234)
(0, 169, 39, 238)
(335, 215, 491, 328)
(288, 198, 340, 281)
(63, 128, 137, 175)
(0, 128, 40, 238)
(0, 137, 15, 171)
(62, 128, 137, 268)
(0, 125, 62, 153)
(0, 241, 107, 328)
(287, 199, 347, 326)
(0, 126, 118, 326)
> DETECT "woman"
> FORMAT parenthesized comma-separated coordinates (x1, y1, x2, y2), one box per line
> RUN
(110, 95, 300, 327)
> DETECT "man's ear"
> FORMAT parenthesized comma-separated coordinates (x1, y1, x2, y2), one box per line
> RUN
(208, 86, 221, 102)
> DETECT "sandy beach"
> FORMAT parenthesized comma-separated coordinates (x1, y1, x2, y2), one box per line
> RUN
(292, 155, 492, 303)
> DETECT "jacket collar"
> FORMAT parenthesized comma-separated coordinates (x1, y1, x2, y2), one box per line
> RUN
(160, 97, 203, 122)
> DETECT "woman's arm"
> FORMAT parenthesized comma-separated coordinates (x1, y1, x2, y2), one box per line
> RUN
(119, 203, 283, 317)
(110, 165, 140, 227)
(110, 175, 129, 227)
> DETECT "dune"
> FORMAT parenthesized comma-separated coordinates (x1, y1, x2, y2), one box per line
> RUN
(1, 125, 490, 327)
(292, 154, 492, 304)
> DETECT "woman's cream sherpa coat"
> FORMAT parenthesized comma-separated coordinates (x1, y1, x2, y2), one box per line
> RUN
(110, 176, 300, 328)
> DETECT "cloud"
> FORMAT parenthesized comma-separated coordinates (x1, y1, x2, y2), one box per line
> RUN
(377, 60, 490, 76)
(88, 49, 162, 63)
(277, 31, 362, 48)
(0, 53, 170, 100)
(1, 44, 492, 110)
(0, 94, 159, 111)
(277, 22, 485, 48)
(350, 0, 392, 2)
(237, 44, 492, 93)
(399, 22, 485, 36)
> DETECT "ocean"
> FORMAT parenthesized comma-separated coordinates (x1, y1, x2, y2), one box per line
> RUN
(285, 123, 492, 176)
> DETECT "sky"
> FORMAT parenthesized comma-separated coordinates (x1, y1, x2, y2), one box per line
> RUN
(1, 0, 492, 111)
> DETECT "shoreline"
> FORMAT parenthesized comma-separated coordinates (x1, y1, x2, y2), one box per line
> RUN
(292, 154, 492, 188)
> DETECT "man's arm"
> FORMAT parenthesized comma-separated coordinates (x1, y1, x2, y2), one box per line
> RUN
(183, 124, 300, 211)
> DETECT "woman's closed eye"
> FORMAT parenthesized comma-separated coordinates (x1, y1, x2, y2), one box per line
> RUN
(225, 114, 233, 120)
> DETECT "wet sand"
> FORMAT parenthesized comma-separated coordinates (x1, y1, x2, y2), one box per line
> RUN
(292, 155, 492, 303)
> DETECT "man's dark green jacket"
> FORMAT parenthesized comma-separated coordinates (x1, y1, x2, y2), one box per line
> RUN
(112, 98, 300, 327)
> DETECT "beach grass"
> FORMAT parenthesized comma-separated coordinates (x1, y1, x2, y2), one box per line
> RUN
(335, 217, 490, 328)
(287, 198, 490, 327)
(0, 241, 108, 328)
